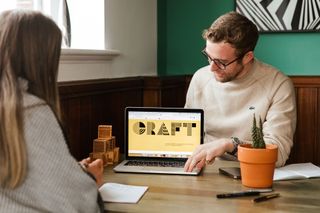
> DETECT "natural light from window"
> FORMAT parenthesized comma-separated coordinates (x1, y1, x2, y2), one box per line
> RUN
(0, 0, 105, 50)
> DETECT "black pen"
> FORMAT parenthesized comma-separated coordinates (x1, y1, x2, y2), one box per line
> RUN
(253, 193, 280, 203)
(217, 191, 260, 198)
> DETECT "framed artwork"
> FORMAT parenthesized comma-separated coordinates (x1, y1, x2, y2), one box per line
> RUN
(236, 0, 320, 32)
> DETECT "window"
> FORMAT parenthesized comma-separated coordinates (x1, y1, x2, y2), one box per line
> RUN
(67, 0, 104, 50)
(0, 0, 105, 50)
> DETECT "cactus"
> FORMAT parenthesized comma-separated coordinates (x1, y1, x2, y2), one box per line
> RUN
(251, 113, 266, 149)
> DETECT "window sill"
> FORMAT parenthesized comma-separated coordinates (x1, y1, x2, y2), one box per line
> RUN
(60, 48, 120, 62)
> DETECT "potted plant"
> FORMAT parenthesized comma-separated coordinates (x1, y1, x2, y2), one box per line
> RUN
(237, 113, 278, 188)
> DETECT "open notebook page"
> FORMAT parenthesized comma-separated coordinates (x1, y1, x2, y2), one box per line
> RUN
(99, 183, 148, 203)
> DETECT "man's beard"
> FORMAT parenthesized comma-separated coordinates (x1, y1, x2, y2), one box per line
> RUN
(213, 64, 244, 83)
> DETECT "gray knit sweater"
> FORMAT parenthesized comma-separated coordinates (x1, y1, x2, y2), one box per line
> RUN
(0, 91, 100, 212)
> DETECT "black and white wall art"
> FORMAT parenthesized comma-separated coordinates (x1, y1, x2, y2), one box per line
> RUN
(236, 0, 320, 32)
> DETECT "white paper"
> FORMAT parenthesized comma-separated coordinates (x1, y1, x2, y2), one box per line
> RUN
(99, 183, 148, 203)
(273, 163, 320, 181)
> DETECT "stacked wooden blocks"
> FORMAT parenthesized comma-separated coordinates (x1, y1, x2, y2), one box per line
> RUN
(89, 125, 119, 166)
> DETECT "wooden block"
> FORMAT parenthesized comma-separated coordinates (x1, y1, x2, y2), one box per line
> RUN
(98, 125, 112, 139)
(105, 136, 116, 152)
(106, 151, 114, 165)
(105, 138, 112, 152)
(111, 136, 116, 149)
(113, 147, 120, 163)
(108, 136, 116, 150)
(89, 152, 107, 166)
(93, 138, 106, 152)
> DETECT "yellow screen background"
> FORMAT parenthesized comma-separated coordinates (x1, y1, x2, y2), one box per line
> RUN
(128, 119, 201, 152)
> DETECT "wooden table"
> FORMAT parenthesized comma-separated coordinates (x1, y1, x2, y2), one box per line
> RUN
(103, 159, 320, 213)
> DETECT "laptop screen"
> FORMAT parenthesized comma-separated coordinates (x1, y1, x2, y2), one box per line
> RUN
(125, 107, 204, 159)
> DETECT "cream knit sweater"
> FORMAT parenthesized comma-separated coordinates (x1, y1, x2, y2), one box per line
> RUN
(185, 59, 296, 167)
(0, 91, 100, 212)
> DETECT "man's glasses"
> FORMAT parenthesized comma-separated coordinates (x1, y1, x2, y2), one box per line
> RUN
(201, 49, 244, 70)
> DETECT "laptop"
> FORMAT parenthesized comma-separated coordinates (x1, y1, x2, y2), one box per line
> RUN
(113, 107, 204, 175)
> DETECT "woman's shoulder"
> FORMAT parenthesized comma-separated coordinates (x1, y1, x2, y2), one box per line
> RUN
(22, 92, 46, 109)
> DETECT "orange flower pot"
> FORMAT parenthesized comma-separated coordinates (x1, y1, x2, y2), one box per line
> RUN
(238, 144, 278, 188)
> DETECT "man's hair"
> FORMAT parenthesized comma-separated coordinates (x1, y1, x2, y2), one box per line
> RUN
(0, 10, 62, 189)
(203, 11, 259, 57)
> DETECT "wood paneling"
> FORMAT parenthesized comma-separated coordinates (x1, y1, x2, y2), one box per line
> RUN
(143, 76, 187, 107)
(58, 76, 320, 165)
(59, 78, 143, 160)
(288, 76, 320, 165)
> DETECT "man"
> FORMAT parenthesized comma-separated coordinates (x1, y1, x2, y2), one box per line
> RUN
(184, 11, 296, 172)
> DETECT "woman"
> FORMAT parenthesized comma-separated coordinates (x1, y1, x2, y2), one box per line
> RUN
(0, 10, 103, 212)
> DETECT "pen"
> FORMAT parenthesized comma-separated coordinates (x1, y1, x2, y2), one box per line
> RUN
(216, 191, 260, 198)
(252, 193, 280, 203)
(247, 188, 273, 193)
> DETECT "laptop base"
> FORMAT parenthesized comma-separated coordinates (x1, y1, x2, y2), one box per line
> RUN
(113, 160, 200, 176)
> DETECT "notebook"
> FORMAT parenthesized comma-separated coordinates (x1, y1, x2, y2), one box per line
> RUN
(113, 107, 204, 175)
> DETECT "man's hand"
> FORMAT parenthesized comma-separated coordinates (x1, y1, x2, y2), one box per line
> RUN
(184, 138, 233, 172)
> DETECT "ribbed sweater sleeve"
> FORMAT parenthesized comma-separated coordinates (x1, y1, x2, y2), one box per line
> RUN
(0, 93, 100, 212)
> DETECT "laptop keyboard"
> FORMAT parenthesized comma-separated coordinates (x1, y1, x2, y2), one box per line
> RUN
(125, 160, 185, 168)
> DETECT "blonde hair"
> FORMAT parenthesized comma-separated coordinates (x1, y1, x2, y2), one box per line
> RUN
(0, 10, 62, 188)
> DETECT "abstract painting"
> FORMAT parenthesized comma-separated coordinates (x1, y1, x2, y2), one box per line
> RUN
(236, 0, 320, 32)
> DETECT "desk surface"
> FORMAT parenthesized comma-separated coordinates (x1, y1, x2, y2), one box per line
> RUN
(103, 159, 320, 213)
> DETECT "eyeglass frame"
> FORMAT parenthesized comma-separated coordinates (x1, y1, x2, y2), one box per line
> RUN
(201, 49, 245, 70)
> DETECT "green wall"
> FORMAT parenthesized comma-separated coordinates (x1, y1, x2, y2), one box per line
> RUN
(157, 0, 320, 76)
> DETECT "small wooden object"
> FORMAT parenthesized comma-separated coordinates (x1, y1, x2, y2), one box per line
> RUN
(93, 139, 107, 152)
(107, 151, 114, 165)
(90, 124, 119, 166)
(89, 152, 108, 166)
(106, 136, 116, 151)
(113, 147, 120, 163)
(98, 125, 112, 139)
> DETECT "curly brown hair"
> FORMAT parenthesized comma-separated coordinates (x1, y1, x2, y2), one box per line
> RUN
(203, 11, 259, 57)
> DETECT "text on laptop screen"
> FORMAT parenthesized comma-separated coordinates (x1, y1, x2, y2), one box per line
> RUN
(127, 111, 202, 158)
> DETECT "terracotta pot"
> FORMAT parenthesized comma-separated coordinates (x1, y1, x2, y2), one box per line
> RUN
(238, 144, 278, 188)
